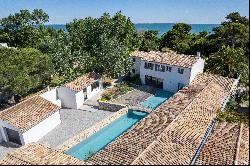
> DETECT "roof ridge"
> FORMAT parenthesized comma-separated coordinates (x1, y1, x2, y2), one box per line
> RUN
(234, 123, 244, 165)
(131, 79, 217, 164)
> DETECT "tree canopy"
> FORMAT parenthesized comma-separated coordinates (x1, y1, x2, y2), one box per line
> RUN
(0, 9, 49, 48)
(160, 23, 192, 53)
(0, 47, 53, 96)
(138, 30, 159, 52)
(65, 11, 138, 77)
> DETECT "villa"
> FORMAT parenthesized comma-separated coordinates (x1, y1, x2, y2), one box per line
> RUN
(0, 72, 248, 165)
(0, 59, 248, 165)
(130, 51, 204, 92)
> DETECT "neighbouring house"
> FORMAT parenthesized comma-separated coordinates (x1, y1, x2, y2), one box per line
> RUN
(0, 43, 8, 48)
(0, 95, 61, 145)
(130, 50, 205, 92)
(57, 72, 103, 109)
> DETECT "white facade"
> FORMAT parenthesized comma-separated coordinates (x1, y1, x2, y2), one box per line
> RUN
(130, 56, 204, 92)
(40, 88, 61, 107)
(0, 111, 61, 145)
(22, 111, 61, 144)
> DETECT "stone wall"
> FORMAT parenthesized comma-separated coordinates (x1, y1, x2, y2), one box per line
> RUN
(57, 108, 128, 151)
(98, 100, 126, 112)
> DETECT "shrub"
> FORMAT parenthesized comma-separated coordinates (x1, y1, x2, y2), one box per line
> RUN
(100, 91, 112, 101)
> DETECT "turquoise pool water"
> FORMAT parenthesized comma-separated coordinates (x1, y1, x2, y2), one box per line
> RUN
(65, 110, 148, 160)
(141, 90, 173, 110)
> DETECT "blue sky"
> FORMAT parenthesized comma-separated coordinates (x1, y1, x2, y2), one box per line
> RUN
(0, 0, 249, 24)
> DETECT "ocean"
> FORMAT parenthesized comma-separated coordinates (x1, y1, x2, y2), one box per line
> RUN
(46, 23, 219, 36)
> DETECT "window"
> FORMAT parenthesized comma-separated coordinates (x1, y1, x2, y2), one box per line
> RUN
(132, 69, 135, 73)
(178, 68, 184, 74)
(155, 64, 160, 71)
(160, 65, 165, 72)
(166, 66, 172, 72)
(144, 62, 154, 70)
(132, 58, 136, 62)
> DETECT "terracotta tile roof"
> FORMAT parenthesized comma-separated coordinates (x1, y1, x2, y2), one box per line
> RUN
(132, 81, 228, 165)
(0, 96, 60, 133)
(237, 125, 249, 165)
(195, 122, 240, 165)
(63, 72, 101, 92)
(131, 51, 200, 68)
(0, 143, 87, 165)
(90, 73, 235, 165)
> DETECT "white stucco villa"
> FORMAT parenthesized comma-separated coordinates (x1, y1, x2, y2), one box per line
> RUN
(57, 72, 103, 109)
(130, 51, 205, 92)
(0, 95, 61, 145)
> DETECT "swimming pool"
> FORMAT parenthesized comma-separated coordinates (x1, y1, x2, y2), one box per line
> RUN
(141, 90, 173, 110)
(65, 110, 148, 160)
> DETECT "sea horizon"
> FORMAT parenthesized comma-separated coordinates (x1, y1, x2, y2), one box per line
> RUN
(45, 23, 219, 36)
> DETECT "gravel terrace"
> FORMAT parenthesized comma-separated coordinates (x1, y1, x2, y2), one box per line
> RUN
(38, 105, 114, 148)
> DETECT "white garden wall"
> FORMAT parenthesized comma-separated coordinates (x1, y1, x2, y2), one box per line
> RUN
(40, 88, 61, 107)
(75, 91, 86, 109)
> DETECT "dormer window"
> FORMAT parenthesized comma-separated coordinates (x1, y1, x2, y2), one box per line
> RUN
(178, 68, 184, 74)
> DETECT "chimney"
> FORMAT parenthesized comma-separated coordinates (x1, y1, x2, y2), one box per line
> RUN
(197, 51, 201, 58)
